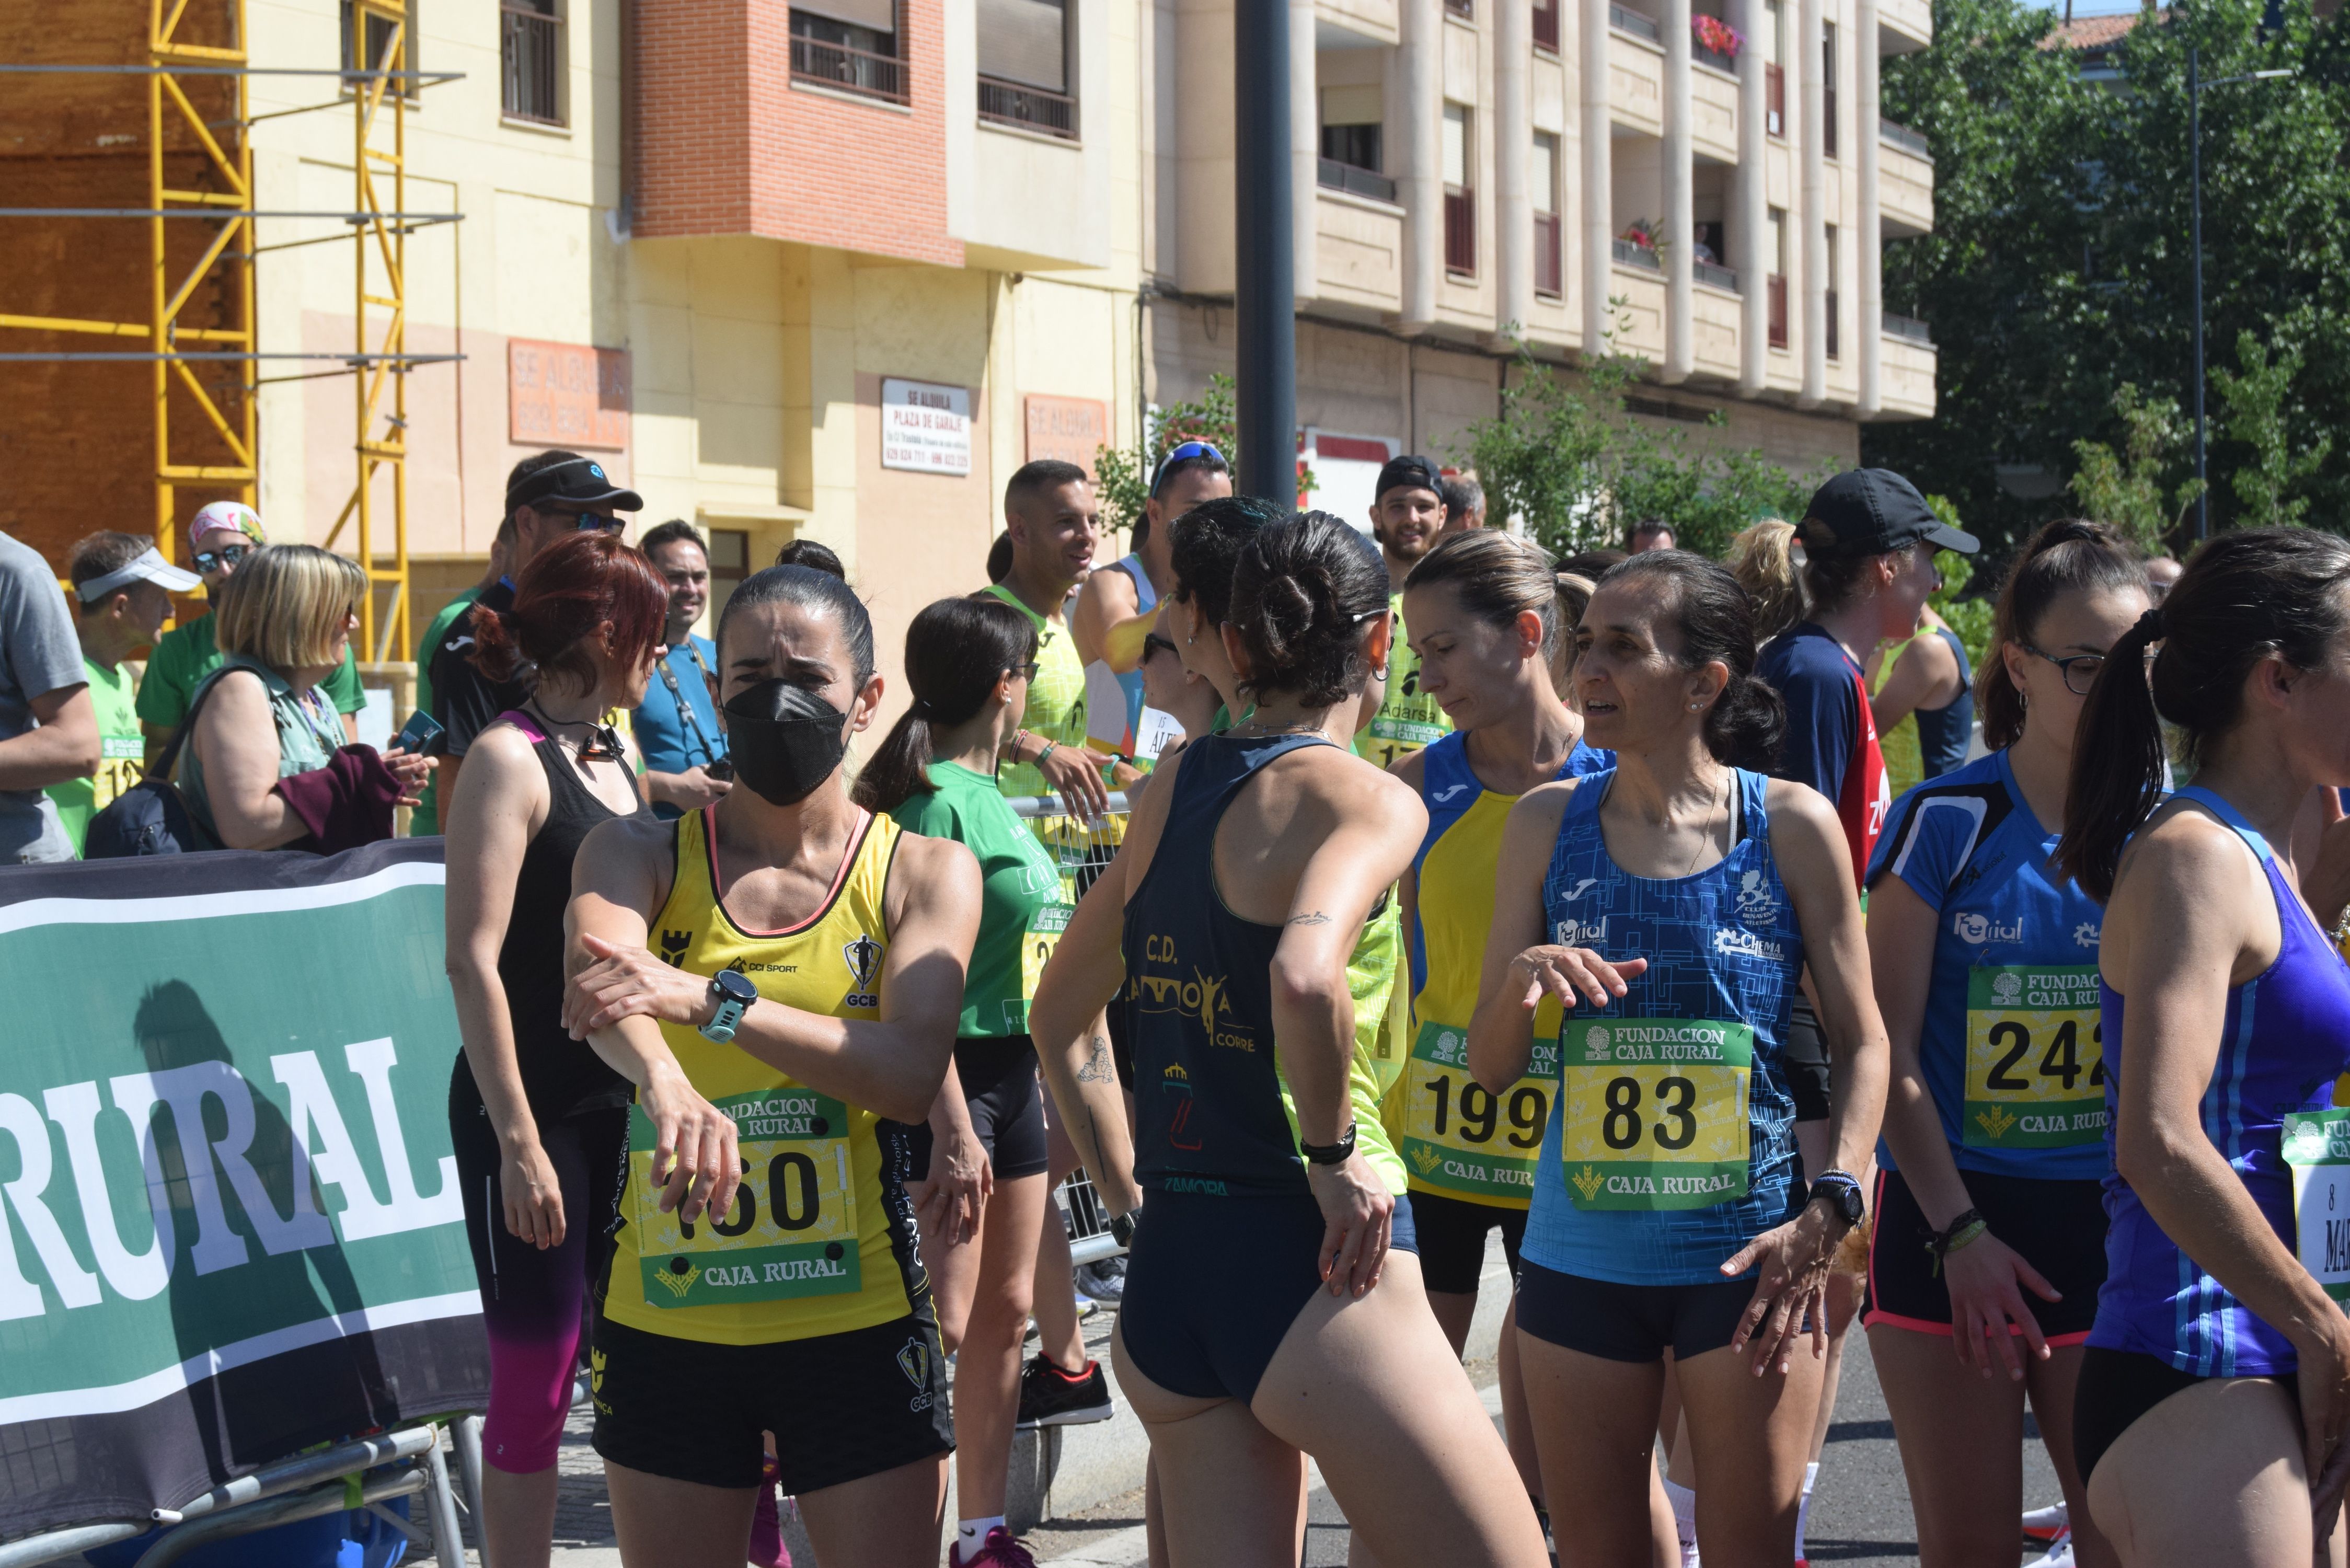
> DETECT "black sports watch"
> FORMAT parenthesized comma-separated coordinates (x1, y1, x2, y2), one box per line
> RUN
(1300, 1121, 1358, 1167)
(1808, 1170, 1865, 1227)
(1110, 1211, 1138, 1249)
(698, 968, 760, 1044)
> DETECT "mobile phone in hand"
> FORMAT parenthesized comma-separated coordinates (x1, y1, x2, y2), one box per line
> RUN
(396, 709, 445, 754)
(705, 757, 735, 782)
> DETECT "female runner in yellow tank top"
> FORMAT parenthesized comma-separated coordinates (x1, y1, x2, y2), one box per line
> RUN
(559, 564, 984, 1568)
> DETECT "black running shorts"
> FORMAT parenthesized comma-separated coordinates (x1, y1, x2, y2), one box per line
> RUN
(1863, 1166, 2105, 1343)
(897, 1036, 1049, 1182)
(1515, 1260, 1760, 1364)
(1408, 1190, 1527, 1296)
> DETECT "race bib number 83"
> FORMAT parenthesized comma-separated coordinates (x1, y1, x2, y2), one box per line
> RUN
(1962, 966, 2105, 1149)
(1560, 1018, 1752, 1211)
(630, 1089, 861, 1309)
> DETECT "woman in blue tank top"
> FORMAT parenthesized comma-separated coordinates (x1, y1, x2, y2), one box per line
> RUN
(2053, 529, 2350, 1567)
(1031, 504, 1551, 1568)
(1863, 520, 2149, 1568)
(1469, 551, 1892, 1566)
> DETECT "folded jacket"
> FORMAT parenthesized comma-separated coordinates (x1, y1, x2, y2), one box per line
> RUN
(274, 744, 402, 854)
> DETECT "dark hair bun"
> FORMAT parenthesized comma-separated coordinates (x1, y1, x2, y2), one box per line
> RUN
(1229, 513, 1390, 707)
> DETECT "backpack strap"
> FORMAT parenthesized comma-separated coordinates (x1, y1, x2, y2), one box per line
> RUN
(149, 663, 238, 783)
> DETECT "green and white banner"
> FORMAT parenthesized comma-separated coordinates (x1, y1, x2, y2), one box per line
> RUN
(0, 840, 487, 1546)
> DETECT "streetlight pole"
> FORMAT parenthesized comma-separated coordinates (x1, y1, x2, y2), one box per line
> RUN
(1234, 0, 1296, 503)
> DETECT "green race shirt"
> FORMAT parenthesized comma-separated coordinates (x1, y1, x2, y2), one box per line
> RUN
(983, 584, 1093, 802)
(45, 658, 143, 854)
(407, 585, 483, 835)
(1356, 591, 1454, 769)
(136, 611, 365, 730)
(888, 759, 1073, 1036)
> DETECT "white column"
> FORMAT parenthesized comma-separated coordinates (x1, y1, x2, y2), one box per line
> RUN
(1497, 0, 1534, 339)
(1661, 0, 1692, 381)
(1581, 0, 1613, 353)
(1401, 0, 1443, 330)
(1732, 0, 1767, 394)
(1856, 0, 1881, 414)
(1293, 0, 1321, 305)
(1798, 0, 1825, 407)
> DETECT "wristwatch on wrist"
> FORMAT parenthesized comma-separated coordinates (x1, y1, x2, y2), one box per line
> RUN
(1808, 1169, 1865, 1227)
(1110, 1211, 1138, 1249)
(698, 968, 759, 1044)
(1300, 1121, 1358, 1167)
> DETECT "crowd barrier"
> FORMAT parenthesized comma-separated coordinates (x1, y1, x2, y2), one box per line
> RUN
(0, 842, 489, 1566)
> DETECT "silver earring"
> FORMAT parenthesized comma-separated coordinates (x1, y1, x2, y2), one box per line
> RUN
(1688, 702, 1701, 711)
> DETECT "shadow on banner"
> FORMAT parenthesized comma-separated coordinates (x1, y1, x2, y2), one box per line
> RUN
(0, 839, 489, 1546)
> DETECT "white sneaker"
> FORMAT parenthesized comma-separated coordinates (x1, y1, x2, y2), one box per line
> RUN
(2024, 1528, 2073, 1568)
(2022, 1500, 2069, 1543)
(1678, 1539, 1700, 1568)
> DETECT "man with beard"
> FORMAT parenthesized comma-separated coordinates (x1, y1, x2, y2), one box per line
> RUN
(1360, 454, 1454, 765)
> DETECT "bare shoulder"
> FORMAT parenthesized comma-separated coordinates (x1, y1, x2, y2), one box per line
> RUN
(1511, 776, 1582, 833)
(2116, 797, 2262, 898)
(459, 718, 545, 779)
(1077, 564, 1138, 612)
(1305, 741, 1423, 829)
(1389, 745, 1430, 793)
(580, 811, 672, 874)
(1761, 775, 1842, 841)
(889, 827, 981, 895)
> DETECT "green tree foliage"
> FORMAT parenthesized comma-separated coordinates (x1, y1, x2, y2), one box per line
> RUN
(2214, 329, 2333, 526)
(1925, 495, 1996, 669)
(1864, 0, 2350, 556)
(1095, 375, 1240, 540)
(2067, 383, 2205, 554)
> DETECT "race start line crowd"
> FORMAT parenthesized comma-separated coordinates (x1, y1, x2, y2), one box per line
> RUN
(0, 442, 2345, 1568)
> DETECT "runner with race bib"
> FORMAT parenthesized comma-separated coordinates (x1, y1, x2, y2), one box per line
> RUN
(854, 593, 1082, 1568)
(1358, 454, 1454, 768)
(1470, 551, 1889, 1566)
(1862, 521, 2150, 1568)
(2053, 531, 2350, 1568)
(561, 563, 983, 1568)
(1387, 530, 1610, 1516)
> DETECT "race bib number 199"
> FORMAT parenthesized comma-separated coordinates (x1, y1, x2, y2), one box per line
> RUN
(2285, 1109, 2350, 1306)
(1399, 1021, 1552, 1203)
(630, 1089, 860, 1309)
(1560, 1018, 1752, 1210)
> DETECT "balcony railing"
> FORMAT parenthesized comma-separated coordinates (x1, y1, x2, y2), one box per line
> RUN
(1883, 312, 1933, 344)
(1612, 237, 1662, 271)
(1823, 86, 1838, 156)
(1694, 259, 1738, 291)
(1319, 157, 1399, 204)
(1880, 118, 1931, 159)
(1825, 287, 1840, 359)
(980, 75, 1078, 138)
(1533, 0, 1560, 51)
(1765, 62, 1785, 136)
(1445, 186, 1477, 276)
(1445, 0, 1474, 15)
(1767, 274, 1788, 347)
(1694, 42, 1736, 71)
(1609, 4, 1661, 42)
(500, 4, 562, 124)
(790, 34, 909, 104)
(1535, 211, 1563, 297)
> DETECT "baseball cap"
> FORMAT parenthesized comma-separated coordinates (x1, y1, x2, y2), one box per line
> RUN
(505, 456, 645, 517)
(76, 546, 202, 603)
(1375, 455, 1444, 504)
(187, 500, 265, 557)
(1796, 469, 1978, 558)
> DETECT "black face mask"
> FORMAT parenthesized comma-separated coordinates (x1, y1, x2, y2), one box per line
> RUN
(722, 680, 849, 806)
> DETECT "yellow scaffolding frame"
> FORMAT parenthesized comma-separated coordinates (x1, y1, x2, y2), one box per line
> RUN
(0, 0, 455, 661)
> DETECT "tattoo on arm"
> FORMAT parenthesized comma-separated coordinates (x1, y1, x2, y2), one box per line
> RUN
(1075, 1035, 1114, 1083)
(1287, 911, 1332, 927)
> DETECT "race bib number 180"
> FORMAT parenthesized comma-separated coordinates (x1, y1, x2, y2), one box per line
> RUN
(2285, 1108, 2350, 1306)
(630, 1089, 860, 1309)
(1560, 1018, 1752, 1211)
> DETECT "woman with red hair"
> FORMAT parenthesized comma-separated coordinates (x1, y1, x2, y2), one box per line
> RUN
(442, 531, 668, 1568)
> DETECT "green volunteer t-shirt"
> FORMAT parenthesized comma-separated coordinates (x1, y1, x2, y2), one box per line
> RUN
(1356, 590, 1454, 769)
(45, 659, 143, 854)
(983, 584, 1095, 802)
(889, 759, 1072, 1037)
(135, 611, 365, 729)
(407, 585, 483, 836)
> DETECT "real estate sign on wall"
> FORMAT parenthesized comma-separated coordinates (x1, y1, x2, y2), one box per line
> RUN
(882, 378, 973, 475)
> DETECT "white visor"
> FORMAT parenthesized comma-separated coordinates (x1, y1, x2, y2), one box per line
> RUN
(77, 547, 204, 602)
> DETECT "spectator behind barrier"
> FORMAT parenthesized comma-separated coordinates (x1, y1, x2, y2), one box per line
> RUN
(176, 545, 432, 852)
(776, 536, 848, 579)
(51, 532, 198, 852)
(1623, 518, 1676, 554)
(137, 501, 366, 770)
(0, 526, 99, 862)
(634, 519, 731, 819)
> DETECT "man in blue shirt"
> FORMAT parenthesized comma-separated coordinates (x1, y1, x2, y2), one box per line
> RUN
(633, 519, 730, 818)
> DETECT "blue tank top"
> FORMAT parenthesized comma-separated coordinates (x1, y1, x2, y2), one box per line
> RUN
(1864, 748, 2111, 1181)
(2089, 787, 2350, 1377)
(1523, 768, 1807, 1285)
(1125, 732, 1328, 1198)
(1914, 626, 1975, 780)
(1109, 555, 1159, 748)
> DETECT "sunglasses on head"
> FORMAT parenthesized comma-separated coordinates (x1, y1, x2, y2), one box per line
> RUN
(1142, 633, 1179, 660)
(194, 543, 252, 573)
(1150, 440, 1228, 497)
(569, 511, 625, 533)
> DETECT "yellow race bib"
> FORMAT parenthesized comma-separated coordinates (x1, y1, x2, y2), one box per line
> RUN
(629, 1090, 861, 1309)
(1559, 1018, 1752, 1210)
(1961, 966, 2106, 1149)
(1399, 1022, 1551, 1204)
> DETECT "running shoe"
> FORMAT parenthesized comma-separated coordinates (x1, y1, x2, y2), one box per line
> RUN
(748, 1456, 791, 1568)
(2023, 1528, 2073, 1568)
(1074, 1256, 1127, 1302)
(949, 1526, 1039, 1567)
(1015, 1353, 1114, 1427)
(2021, 1501, 2069, 1543)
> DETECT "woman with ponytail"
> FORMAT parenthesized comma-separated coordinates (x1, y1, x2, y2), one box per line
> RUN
(851, 594, 1078, 1567)
(1862, 520, 2148, 1568)
(1470, 550, 1890, 1568)
(2051, 529, 2350, 1567)
(442, 531, 666, 1568)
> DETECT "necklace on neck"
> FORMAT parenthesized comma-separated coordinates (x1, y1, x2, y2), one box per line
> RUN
(1680, 767, 1726, 878)
(528, 700, 628, 766)
(1229, 704, 1329, 740)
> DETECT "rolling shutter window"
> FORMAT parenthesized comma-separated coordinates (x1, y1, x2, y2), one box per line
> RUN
(978, 0, 1067, 89)
(796, 0, 897, 35)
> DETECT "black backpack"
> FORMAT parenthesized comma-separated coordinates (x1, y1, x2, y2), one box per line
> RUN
(82, 677, 226, 858)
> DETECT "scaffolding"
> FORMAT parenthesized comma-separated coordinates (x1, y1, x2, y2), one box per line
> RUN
(0, 0, 461, 661)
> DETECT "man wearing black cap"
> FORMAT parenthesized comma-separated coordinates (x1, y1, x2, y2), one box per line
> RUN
(428, 449, 642, 810)
(1358, 454, 1454, 767)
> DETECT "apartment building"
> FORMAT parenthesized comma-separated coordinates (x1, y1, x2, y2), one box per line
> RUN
(1145, 0, 1937, 506)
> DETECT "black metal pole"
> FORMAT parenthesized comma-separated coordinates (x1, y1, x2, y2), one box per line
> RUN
(1234, 0, 1296, 503)
(2190, 44, 2208, 541)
